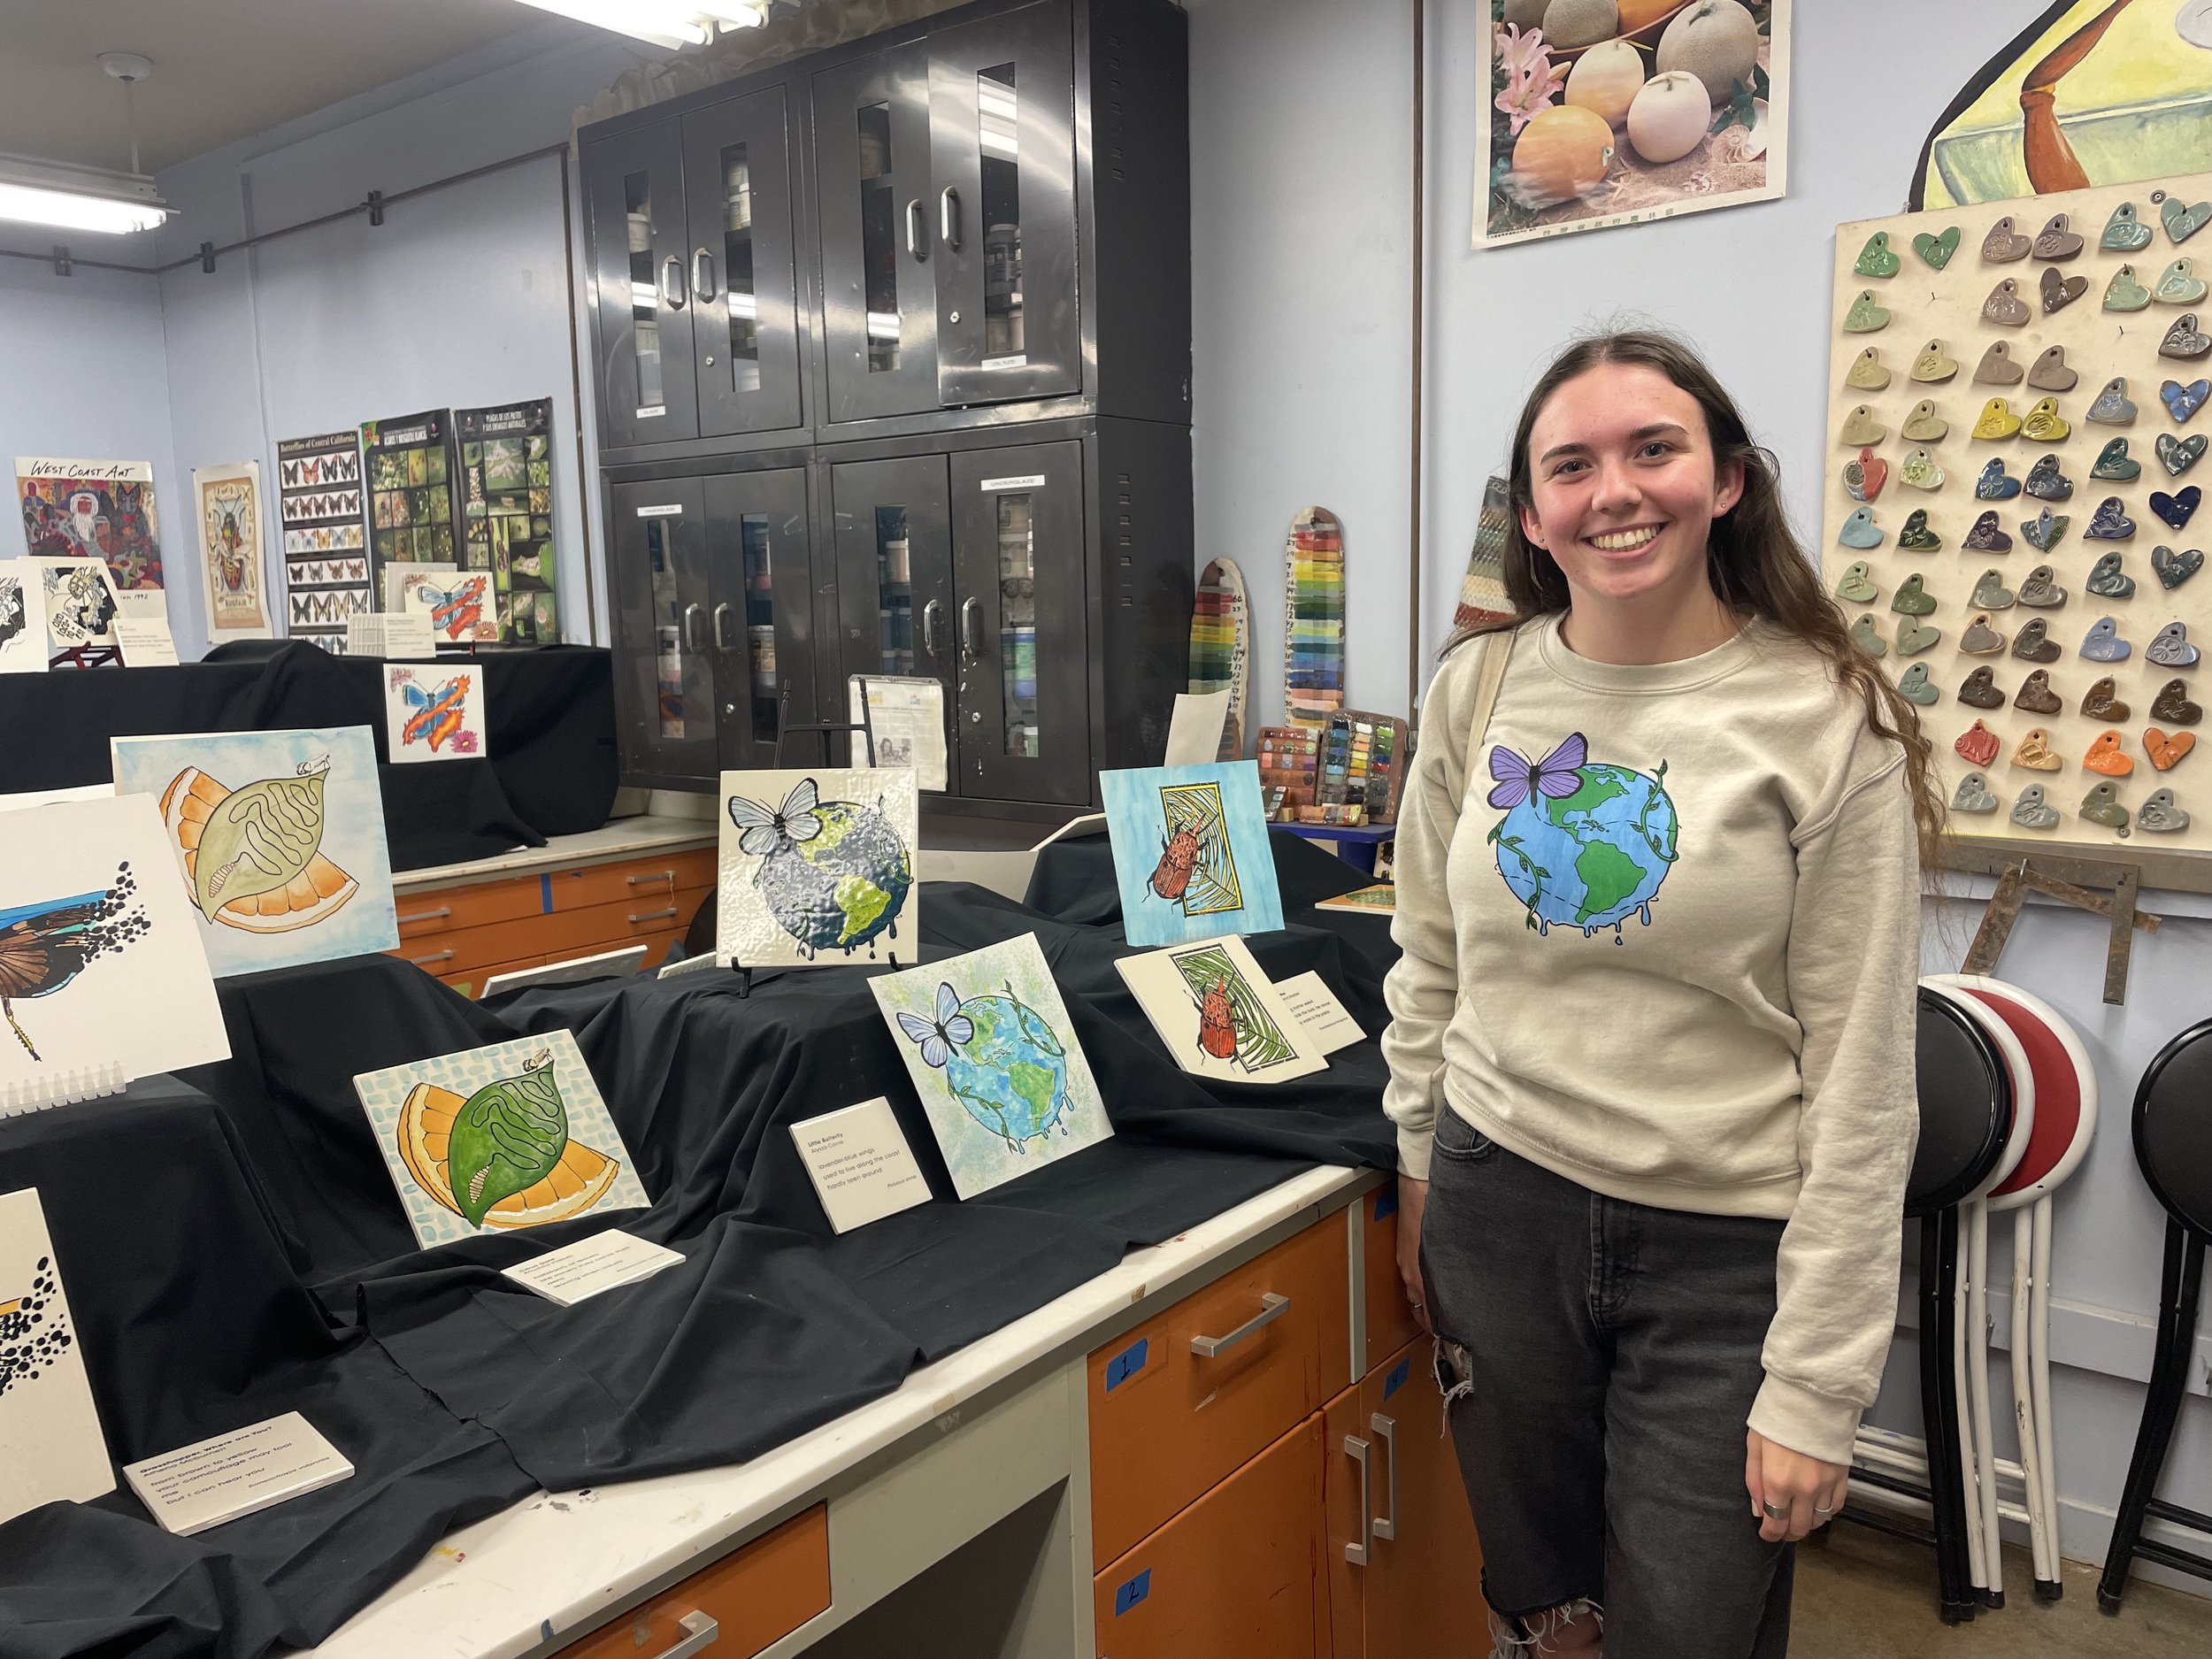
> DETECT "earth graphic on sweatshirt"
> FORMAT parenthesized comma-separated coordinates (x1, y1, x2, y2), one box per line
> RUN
(1484, 733, 1678, 941)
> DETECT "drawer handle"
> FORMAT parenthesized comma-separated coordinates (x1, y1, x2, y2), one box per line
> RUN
(405, 949, 457, 967)
(1371, 1412, 1399, 1542)
(654, 1610, 720, 1658)
(1189, 1291, 1288, 1358)
(396, 907, 453, 926)
(626, 872, 677, 887)
(628, 907, 681, 924)
(1344, 1434, 1372, 1566)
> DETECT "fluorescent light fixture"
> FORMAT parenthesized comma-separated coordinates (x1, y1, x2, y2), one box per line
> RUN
(0, 152, 167, 234)
(513, 0, 769, 51)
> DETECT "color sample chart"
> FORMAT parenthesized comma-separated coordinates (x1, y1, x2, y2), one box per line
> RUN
(1286, 507, 1346, 726)
(1316, 710, 1407, 826)
(1256, 724, 1317, 819)
(1187, 557, 1248, 761)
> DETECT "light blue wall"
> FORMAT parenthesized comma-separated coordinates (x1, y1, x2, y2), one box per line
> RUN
(1187, 0, 2211, 1588)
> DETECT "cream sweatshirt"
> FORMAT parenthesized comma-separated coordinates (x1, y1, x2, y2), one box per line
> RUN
(1381, 613, 1920, 1465)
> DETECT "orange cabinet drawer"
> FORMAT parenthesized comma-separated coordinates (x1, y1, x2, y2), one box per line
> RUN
(1094, 1416, 1325, 1659)
(1363, 1186, 1423, 1376)
(547, 849, 716, 914)
(1088, 1216, 1348, 1570)
(394, 887, 709, 977)
(559, 1503, 828, 1658)
(396, 877, 544, 936)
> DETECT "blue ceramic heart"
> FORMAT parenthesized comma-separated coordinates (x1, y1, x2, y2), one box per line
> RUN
(2092, 439, 2141, 481)
(2148, 621, 2201, 667)
(2022, 508, 2070, 551)
(2162, 378, 2212, 422)
(2158, 433, 2208, 476)
(1838, 507, 1883, 549)
(2086, 497, 2138, 540)
(1962, 511, 2012, 552)
(2153, 487, 2202, 530)
(1976, 459, 2023, 501)
(2088, 378, 2138, 423)
(2086, 552, 2135, 596)
(2081, 617, 2132, 662)
(2025, 456, 2075, 500)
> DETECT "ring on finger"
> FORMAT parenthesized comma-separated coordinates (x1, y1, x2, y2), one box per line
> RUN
(1761, 1500, 1789, 1520)
(1813, 1503, 1835, 1517)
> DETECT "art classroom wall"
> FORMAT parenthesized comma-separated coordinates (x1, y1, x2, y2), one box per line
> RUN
(1187, 0, 2210, 1581)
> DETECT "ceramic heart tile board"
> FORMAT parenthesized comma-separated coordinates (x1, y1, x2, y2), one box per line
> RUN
(1825, 170, 2212, 862)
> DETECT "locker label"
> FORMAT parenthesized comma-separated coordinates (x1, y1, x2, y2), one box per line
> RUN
(1104, 1336, 1148, 1392)
(635, 503, 684, 518)
(979, 473, 1047, 492)
(636, 403, 667, 419)
(1113, 1568, 1152, 1616)
(980, 354, 1029, 372)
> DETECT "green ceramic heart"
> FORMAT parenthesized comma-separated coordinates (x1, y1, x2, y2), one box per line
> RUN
(1834, 560, 1878, 603)
(1844, 290, 1891, 334)
(1913, 226, 1962, 270)
(1895, 618, 1940, 655)
(2106, 265, 2152, 311)
(1855, 232, 1900, 279)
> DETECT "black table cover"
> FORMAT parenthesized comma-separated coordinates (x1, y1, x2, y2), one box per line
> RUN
(0, 842, 1403, 1659)
(0, 641, 618, 871)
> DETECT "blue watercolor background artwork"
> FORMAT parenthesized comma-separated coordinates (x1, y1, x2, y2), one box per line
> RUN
(1100, 761, 1284, 948)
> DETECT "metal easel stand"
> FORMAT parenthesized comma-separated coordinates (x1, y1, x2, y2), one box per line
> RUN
(1960, 856, 2161, 1006)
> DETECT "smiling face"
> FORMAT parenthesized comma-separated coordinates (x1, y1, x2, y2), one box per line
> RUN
(1517, 361, 1746, 614)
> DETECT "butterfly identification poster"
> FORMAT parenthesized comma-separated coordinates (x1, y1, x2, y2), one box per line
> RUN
(110, 726, 400, 978)
(383, 664, 488, 763)
(354, 1029, 651, 1248)
(276, 429, 372, 651)
(718, 769, 918, 968)
(0, 794, 229, 1099)
(1099, 760, 1285, 948)
(869, 933, 1112, 1200)
(0, 1187, 114, 1524)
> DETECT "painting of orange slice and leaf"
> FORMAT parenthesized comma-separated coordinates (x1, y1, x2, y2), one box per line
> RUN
(353, 1030, 650, 1248)
(109, 726, 399, 977)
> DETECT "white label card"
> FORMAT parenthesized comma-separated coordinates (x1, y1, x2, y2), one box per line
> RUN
(1277, 970, 1365, 1055)
(1164, 690, 1232, 768)
(979, 354, 1029, 372)
(635, 503, 683, 518)
(114, 618, 180, 667)
(791, 1097, 931, 1233)
(636, 404, 667, 419)
(978, 473, 1047, 492)
(122, 1411, 352, 1537)
(380, 611, 437, 661)
(500, 1229, 684, 1307)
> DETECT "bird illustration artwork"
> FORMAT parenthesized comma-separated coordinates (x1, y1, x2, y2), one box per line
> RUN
(0, 863, 150, 1061)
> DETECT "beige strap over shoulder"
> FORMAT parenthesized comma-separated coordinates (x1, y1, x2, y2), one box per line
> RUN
(1468, 626, 1515, 760)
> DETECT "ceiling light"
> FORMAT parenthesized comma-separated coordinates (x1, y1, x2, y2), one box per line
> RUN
(512, 1, 770, 51)
(0, 153, 168, 235)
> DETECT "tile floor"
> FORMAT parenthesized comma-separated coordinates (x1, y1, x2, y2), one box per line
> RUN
(1792, 1525, 2212, 1657)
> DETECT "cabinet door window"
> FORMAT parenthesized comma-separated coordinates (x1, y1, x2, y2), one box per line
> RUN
(649, 518, 683, 738)
(857, 104, 901, 373)
(876, 506, 913, 673)
(976, 65, 1024, 365)
(720, 146, 761, 394)
(741, 512, 777, 743)
(996, 494, 1038, 757)
(626, 173, 666, 416)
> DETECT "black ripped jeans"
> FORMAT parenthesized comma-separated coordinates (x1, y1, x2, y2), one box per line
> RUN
(1419, 1107, 1794, 1658)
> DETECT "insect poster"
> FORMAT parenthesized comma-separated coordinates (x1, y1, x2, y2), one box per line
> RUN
(191, 462, 271, 638)
(0, 569, 42, 675)
(455, 398, 560, 643)
(353, 1030, 650, 1250)
(403, 569, 498, 646)
(15, 457, 163, 599)
(718, 768, 918, 968)
(0, 1188, 113, 1524)
(109, 726, 400, 978)
(383, 665, 488, 764)
(276, 430, 372, 652)
(32, 558, 123, 670)
(1099, 761, 1285, 948)
(358, 410, 457, 595)
(1115, 935, 1325, 1084)
(0, 794, 227, 1095)
(869, 933, 1112, 1200)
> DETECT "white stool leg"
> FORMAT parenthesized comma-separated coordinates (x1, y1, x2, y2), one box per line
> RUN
(1956, 1205, 1990, 1597)
(2032, 1195, 2062, 1597)
(1968, 1199, 2005, 1602)
(2011, 1207, 2051, 1587)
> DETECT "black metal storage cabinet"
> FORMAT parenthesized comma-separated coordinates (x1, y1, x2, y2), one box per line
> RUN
(581, 0, 1192, 811)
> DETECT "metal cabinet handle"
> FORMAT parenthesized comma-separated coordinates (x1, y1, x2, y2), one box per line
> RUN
(652, 1611, 720, 1659)
(692, 246, 718, 303)
(1344, 1435, 1372, 1566)
(683, 603, 707, 652)
(712, 602, 737, 650)
(405, 949, 457, 967)
(905, 197, 927, 258)
(1371, 1412, 1399, 1542)
(626, 871, 676, 887)
(396, 906, 453, 926)
(959, 595, 981, 660)
(660, 252, 688, 310)
(920, 597, 944, 657)
(1189, 1291, 1289, 1357)
(941, 185, 963, 251)
(628, 907, 681, 925)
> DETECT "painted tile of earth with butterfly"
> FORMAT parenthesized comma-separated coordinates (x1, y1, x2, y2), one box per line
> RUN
(1486, 733, 1679, 941)
(896, 979, 1075, 1153)
(726, 775, 914, 960)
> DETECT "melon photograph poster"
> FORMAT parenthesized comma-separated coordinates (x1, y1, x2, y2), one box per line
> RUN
(1474, 0, 1789, 249)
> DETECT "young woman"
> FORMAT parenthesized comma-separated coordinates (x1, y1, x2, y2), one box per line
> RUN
(1382, 330, 1945, 1658)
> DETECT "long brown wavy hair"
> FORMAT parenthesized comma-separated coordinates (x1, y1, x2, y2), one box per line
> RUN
(1445, 328, 1947, 866)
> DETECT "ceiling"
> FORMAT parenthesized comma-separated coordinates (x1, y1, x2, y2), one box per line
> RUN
(0, 0, 588, 176)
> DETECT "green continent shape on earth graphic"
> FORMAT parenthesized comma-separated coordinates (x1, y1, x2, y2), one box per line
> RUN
(942, 994, 1071, 1151)
(1571, 837, 1647, 926)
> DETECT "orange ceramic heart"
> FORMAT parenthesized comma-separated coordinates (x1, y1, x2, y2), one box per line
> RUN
(2085, 731, 2136, 775)
(2144, 726, 2196, 771)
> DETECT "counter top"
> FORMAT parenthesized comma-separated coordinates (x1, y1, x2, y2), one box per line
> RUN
(313, 1163, 1370, 1657)
(396, 815, 716, 893)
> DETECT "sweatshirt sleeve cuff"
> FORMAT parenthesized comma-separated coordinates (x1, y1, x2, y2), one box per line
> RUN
(1397, 1125, 1433, 1182)
(1748, 1373, 1863, 1468)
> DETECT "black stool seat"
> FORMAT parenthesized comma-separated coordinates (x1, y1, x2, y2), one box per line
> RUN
(1911, 987, 2012, 1215)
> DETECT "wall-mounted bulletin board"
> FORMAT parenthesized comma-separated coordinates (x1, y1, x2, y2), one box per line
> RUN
(1824, 168, 2212, 869)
